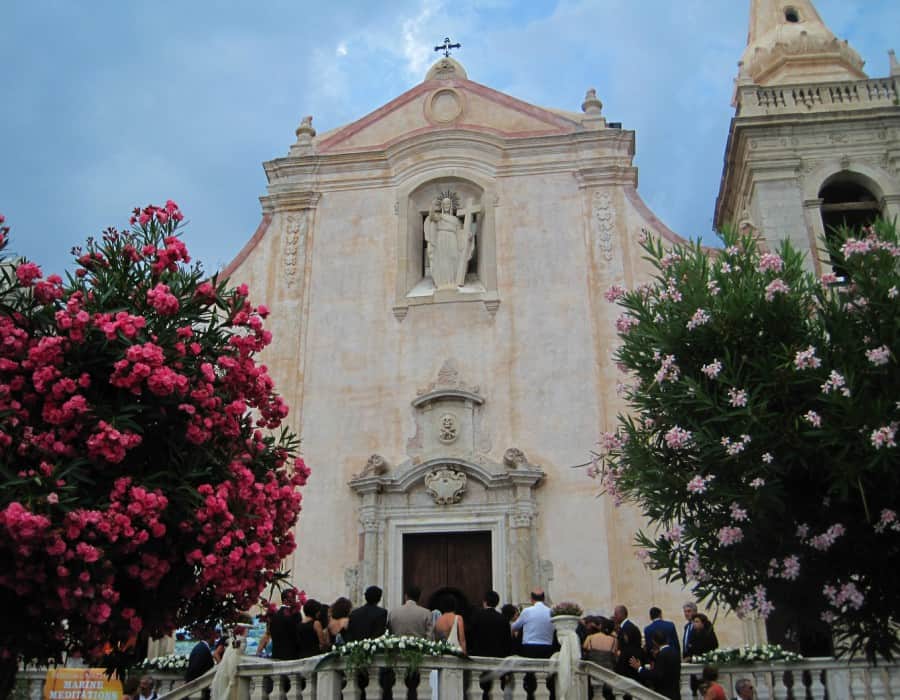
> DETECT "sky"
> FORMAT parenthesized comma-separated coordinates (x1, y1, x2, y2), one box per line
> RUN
(1, 1, 898, 277)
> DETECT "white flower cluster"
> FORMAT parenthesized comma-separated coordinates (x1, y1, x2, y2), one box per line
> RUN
(332, 634, 461, 672)
(137, 653, 190, 672)
(692, 643, 803, 666)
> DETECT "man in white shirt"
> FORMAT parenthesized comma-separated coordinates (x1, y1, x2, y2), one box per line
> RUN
(511, 589, 554, 658)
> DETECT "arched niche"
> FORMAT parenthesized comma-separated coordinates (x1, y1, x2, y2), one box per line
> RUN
(393, 171, 499, 319)
(801, 160, 900, 276)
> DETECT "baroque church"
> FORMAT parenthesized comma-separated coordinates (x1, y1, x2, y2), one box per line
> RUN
(223, 0, 900, 645)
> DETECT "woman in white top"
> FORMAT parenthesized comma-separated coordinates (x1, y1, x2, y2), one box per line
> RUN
(433, 594, 467, 654)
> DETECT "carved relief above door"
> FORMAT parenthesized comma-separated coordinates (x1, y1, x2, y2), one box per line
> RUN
(348, 360, 546, 609)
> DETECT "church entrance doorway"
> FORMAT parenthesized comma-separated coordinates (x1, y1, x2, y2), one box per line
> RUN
(402, 531, 491, 616)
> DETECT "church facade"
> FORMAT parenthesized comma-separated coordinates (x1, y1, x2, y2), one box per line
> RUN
(224, 0, 899, 643)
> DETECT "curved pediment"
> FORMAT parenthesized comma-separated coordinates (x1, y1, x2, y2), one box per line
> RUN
(315, 78, 580, 155)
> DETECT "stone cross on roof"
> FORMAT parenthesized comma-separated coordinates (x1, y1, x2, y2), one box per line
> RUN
(434, 37, 461, 58)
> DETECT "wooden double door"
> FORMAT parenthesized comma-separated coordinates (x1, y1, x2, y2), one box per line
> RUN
(402, 531, 492, 615)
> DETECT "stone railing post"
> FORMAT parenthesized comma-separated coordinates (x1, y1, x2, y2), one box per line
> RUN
(316, 668, 342, 700)
(438, 667, 463, 700)
(824, 665, 850, 700)
(235, 675, 252, 700)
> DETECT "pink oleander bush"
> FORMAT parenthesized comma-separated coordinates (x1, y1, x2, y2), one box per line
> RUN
(593, 220, 899, 661)
(0, 204, 309, 690)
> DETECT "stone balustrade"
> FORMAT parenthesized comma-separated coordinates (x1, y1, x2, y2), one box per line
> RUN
(17, 655, 900, 700)
(736, 78, 899, 118)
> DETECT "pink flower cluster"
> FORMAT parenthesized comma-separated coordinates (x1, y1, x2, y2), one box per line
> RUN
(129, 200, 184, 228)
(86, 421, 143, 464)
(757, 253, 784, 273)
(823, 581, 865, 611)
(865, 345, 891, 366)
(764, 278, 790, 301)
(821, 370, 850, 397)
(840, 233, 900, 259)
(728, 387, 748, 407)
(870, 424, 897, 449)
(805, 523, 846, 551)
(721, 433, 751, 456)
(16, 262, 43, 287)
(664, 425, 693, 450)
(146, 283, 180, 315)
(604, 285, 627, 302)
(729, 502, 748, 521)
(717, 525, 744, 546)
(662, 523, 684, 542)
(654, 353, 680, 385)
(874, 509, 900, 534)
(687, 474, 714, 494)
(794, 345, 822, 370)
(802, 410, 822, 428)
(700, 359, 722, 379)
(686, 308, 710, 330)
(600, 466, 625, 506)
(616, 314, 638, 334)
(736, 585, 775, 619)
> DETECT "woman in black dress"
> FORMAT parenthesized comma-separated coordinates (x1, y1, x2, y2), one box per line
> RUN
(686, 613, 719, 660)
(297, 599, 324, 657)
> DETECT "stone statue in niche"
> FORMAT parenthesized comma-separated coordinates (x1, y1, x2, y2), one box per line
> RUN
(424, 191, 481, 289)
(425, 467, 467, 504)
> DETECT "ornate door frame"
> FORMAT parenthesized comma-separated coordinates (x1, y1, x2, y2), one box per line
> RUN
(349, 456, 544, 610)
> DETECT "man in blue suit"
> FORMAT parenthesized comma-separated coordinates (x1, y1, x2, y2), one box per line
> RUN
(184, 628, 218, 682)
(644, 606, 680, 657)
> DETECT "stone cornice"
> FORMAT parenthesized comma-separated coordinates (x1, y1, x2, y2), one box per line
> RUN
(262, 127, 636, 193)
(412, 388, 485, 409)
(347, 456, 545, 496)
(259, 190, 321, 213)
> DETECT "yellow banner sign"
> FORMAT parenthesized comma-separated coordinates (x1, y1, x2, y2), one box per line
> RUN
(43, 668, 123, 700)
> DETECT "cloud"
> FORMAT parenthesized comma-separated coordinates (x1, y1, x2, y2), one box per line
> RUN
(402, 0, 445, 79)
(336, 42, 348, 57)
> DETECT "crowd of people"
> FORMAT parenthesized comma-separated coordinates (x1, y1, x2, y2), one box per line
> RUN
(180, 585, 752, 700)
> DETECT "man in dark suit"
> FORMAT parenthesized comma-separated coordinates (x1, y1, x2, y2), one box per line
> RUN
(468, 590, 512, 657)
(630, 629, 682, 700)
(682, 602, 697, 659)
(346, 585, 388, 642)
(644, 606, 680, 657)
(266, 592, 303, 660)
(613, 605, 642, 680)
(184, 628, 217, 682)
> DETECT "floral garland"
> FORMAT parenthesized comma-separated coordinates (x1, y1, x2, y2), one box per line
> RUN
(327, 635, 462, 674)
(135, 653, 190, 673)
(692, 644, 803, 666)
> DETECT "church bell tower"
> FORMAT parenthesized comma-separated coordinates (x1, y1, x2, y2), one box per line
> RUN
(715, 0, 900, 275)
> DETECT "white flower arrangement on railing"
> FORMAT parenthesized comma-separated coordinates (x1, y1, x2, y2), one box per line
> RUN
(135, 653, 190, 673)
(692, 644, 803, 666)
(324, 635, 463, 674)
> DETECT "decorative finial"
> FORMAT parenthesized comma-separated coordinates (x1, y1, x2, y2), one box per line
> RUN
(434, 37, 461, 58)
(581, 88, 603, 114)
(290, 116, 317, 156)
(580, 88, 606, 130)
(295, 115, 316, 141)
(890, 49, 900, 77)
